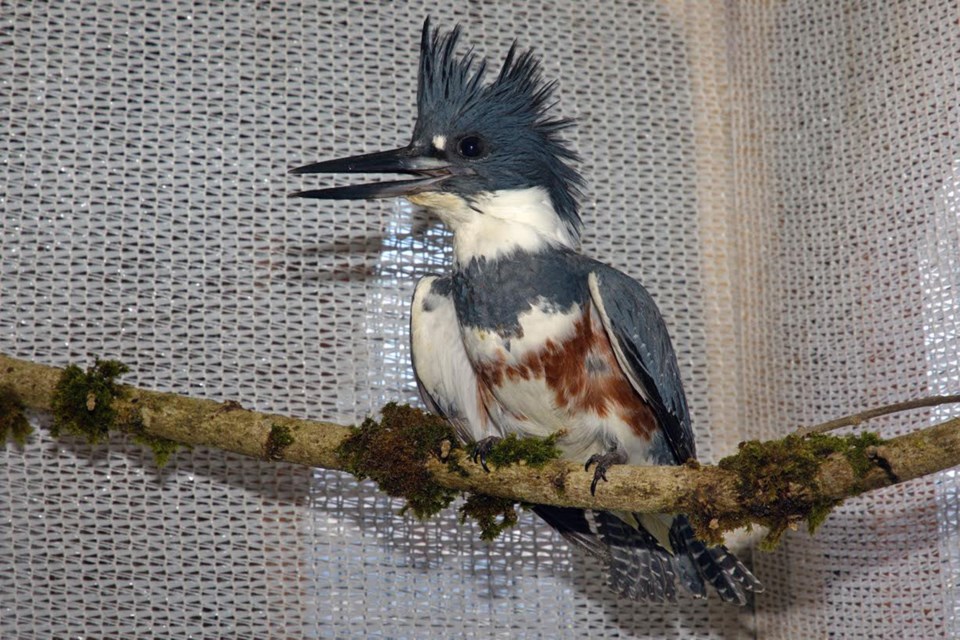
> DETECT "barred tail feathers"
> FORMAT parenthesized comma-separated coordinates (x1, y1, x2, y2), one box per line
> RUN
(669, 515, 763, 605)
(533, 506, 762, 604)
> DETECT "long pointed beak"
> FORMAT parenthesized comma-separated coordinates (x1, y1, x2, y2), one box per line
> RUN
(289, 145, 457, 200)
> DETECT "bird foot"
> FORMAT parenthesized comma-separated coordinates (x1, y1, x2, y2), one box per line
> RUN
(584, 448, 629, 496)
(470, 436, 502, 472)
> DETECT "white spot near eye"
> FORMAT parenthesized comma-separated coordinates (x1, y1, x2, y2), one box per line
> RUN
(432, 135, 446, 151)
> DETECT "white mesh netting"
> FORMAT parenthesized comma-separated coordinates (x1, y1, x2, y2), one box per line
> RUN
(2, 2, 958, 638)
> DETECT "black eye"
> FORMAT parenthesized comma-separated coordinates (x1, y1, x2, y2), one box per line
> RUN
(457, 135, 485, 158)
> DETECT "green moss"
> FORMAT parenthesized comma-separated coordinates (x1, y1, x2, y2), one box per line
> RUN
(0, 384, 33, 446)
(805, 500, 835, 536)
(694, 431, 887, 548)
(837, 431, 884, 479)
(264, 424, 295, 461)
(133, 432, 182, 467)
(51, 360, 130, 442)
(454, 429, 566, 540)
(122, 409, 185, 468)
(482, 431, 564, 469)
(459, 494, 519, 541)
(337, 403, 460, 520)
(49, 359, 183, 466)
(444, 451, 470, 478)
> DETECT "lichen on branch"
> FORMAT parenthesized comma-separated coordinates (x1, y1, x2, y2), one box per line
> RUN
(336, 402, 461, 519)
(51, 359, 130, 442)
(2, 352, 959, 548)
(482, 431, 564, 469)
(459, 494, 520, 541)
(264, 424, 296, 461)
(46, 359, 184, 465)
(0, 384, 33, 446)
(690, 432, 886, 548)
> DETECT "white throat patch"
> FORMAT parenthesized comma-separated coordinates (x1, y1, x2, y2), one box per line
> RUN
(408, 186, 577, 264)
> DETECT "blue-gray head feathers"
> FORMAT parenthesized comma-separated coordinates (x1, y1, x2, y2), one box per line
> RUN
(414, 18, 585, 241)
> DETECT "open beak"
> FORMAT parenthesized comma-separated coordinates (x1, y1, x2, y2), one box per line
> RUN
(289, 145, 459, 200)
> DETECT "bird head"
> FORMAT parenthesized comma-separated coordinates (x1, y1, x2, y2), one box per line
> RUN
(291, 18, 584, 245)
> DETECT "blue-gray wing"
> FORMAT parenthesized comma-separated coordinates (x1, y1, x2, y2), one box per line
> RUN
(411, 274, 499, 444)
(587, 266, 695, 463)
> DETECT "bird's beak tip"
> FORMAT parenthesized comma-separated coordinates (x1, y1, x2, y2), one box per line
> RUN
(288, 164, 316, 175)
(288, 146, 457, 201)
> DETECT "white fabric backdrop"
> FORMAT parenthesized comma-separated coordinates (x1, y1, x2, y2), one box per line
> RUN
(2, 2, 957, 637)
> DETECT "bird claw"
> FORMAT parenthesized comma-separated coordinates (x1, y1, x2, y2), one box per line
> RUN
(584, 450, 628, 496)
(471, 436, 502, 472)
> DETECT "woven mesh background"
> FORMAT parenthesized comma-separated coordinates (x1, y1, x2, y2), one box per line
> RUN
(2, 1, 958, 638)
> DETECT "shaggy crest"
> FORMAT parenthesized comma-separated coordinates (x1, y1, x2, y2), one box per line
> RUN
(414, 18, 585, 241)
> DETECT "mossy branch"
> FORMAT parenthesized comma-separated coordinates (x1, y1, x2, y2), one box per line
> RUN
(2, 353, 959, 545)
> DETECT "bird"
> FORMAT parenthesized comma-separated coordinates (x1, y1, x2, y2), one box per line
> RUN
(290, 17, 763, 604)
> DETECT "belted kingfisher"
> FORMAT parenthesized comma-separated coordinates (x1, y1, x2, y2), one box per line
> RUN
(291, 18, 762, 604)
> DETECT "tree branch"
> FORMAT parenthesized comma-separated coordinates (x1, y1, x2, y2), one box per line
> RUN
(2, 353, 959, 546)
(795, 394, 960, 436)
